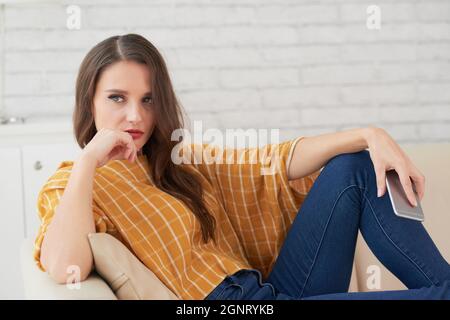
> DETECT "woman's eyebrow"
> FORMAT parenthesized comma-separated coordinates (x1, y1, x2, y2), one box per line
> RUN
(105, 89, 152, 95)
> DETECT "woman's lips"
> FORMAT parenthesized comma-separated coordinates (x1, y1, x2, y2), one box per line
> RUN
(128, 132, 143, 140)
(125, 130, 144, 140)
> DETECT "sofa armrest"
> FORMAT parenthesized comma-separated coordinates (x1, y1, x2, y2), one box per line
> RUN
(20, 238, 117, 300)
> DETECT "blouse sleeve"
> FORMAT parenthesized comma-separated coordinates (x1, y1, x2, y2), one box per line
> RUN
(33, 162, 115, 272)
(183, 136, 322, 277)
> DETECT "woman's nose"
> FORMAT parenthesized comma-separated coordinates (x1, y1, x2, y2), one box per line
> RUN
(126, 103, 143, 122)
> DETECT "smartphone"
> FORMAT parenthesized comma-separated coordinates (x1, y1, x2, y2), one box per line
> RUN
(385, 170, 424, 222)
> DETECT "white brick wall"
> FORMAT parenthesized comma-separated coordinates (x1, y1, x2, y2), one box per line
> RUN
(1, 0, 449, 143)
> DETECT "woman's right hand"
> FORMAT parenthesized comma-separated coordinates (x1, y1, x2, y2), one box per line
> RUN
(81, 128, 138, 168)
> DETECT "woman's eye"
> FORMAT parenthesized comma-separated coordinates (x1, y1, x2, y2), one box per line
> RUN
(108, 95, 124, 103)
(143, 96, 153, 104)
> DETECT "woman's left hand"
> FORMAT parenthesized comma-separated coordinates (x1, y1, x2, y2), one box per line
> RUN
(364, 126, 425, 207)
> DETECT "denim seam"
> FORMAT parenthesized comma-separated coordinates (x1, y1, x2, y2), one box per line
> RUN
(252, 269, 278, 297)
(212, 278, 233, 300)
(208, 269, 277, 300)
(218, 283, 245, 300)
(359, 186, 436, 286)
(299, 184, 360, 298)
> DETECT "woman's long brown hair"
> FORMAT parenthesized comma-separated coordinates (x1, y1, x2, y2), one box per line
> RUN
(73, 34, 217, 245)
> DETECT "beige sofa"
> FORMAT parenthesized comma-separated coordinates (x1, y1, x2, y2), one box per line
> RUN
(20, 142, 450, 299)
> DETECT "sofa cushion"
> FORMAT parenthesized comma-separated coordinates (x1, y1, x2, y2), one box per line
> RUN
(87, 233, 179, 300)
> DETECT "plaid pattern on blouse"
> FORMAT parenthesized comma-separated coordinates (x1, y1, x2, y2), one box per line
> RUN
(33, 136, 320, 300)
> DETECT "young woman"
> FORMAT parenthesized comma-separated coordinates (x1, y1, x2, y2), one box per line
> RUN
(34, 34, 450, 300)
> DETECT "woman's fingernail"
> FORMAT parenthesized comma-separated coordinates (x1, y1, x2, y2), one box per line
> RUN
(377, 189, 382, 197)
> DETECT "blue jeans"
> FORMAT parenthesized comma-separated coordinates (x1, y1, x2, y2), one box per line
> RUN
(205, 150, 450, 300)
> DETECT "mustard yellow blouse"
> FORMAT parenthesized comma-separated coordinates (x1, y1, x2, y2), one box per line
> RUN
(33, 137, 320, 300)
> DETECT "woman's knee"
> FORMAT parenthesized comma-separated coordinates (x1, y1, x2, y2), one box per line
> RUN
(324, 150, 373, 173)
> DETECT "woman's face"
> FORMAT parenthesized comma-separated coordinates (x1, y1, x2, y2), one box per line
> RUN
(92, 60, 156, 154)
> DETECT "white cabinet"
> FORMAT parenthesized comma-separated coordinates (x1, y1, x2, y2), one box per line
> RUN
(0, 147, 25, 299)
(22, 144, 80, 240)
(0, 121, 80, 299)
